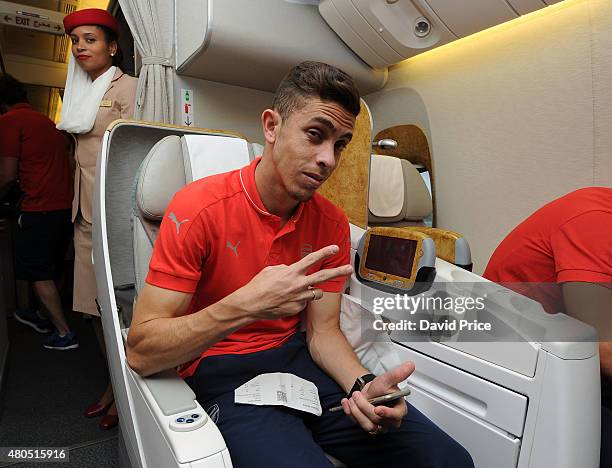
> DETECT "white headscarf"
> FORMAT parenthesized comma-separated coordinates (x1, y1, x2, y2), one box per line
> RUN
(56, 54, 116, 134)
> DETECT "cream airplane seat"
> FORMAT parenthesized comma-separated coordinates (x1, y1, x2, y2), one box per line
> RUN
(368, 154, 472, 270)
(368, 153, 431, 228)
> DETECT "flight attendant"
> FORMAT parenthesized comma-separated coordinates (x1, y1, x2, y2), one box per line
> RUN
(58, 8, 137, 430)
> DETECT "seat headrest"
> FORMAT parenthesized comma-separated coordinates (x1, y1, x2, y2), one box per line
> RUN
(369, 154, 405, 220)
(136, 135, 186, 221)
(181, 135, 252, 182)
(136, 134, 253, 222)
(368, 154, 432, 224)
(401, 159, 432, 221)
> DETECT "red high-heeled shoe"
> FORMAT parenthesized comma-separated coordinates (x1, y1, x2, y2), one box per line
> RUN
(99, 412, 119, 430)
(84, 400, 113, 418)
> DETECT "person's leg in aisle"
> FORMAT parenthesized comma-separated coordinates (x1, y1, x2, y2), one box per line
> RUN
(74, 216, 116, 426)
(35, 210, 73, 336)
(33, 280, 70, 335)
(15, 210, 75, 340)
(91, 317, 116, 418)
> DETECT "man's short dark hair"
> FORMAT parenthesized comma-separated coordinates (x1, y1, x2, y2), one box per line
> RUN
(272, 61, 360, 120)
(0, 74, 28, 106)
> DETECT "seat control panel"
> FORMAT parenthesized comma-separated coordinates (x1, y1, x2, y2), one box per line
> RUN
(169, 412, 208, 432)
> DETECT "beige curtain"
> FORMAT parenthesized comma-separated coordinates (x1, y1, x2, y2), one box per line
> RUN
(118, 0, 174, 123)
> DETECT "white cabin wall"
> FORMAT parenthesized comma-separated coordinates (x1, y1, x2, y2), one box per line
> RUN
(365, 0, 612, 274)
(174, 76, 273, 144)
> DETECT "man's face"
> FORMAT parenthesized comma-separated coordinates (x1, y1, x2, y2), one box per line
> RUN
(269, 98, 355, 203)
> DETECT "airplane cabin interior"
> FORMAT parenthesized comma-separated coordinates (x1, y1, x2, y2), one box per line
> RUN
(0, 0, 610, 467)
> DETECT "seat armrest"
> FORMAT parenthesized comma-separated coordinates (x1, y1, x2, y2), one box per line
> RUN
(142, 369, 198, 416)
(126, 364, 229, 466)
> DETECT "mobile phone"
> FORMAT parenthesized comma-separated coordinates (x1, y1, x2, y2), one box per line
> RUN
(328, 388, 411, 413)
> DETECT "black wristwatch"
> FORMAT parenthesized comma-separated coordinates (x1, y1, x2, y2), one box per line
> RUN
(348, 373, 376, 396)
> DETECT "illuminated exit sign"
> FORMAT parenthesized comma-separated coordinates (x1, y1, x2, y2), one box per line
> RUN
(0, 1, 64, 35)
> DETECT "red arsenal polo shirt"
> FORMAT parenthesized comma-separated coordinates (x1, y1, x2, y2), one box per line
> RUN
(147, 157, 351, 378)
(484, 187, 612, 314)
(0, 103, 72, 211)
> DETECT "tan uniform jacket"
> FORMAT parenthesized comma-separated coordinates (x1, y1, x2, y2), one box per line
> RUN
(72, 69, 138, 223)
(71, 69, 137, 315)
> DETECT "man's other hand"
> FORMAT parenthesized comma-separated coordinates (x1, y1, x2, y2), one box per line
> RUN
(341, 362, 415, 434)
(226, 244, 353, 321)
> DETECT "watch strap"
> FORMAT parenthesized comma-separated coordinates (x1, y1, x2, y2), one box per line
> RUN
(349, 373, 376, 396)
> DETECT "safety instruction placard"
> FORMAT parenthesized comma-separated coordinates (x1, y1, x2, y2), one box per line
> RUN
(234, 373, 322, 416)
(181, 89, 194, 127)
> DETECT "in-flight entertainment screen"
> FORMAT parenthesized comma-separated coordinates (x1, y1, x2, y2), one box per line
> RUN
(364, 234, 418, 278)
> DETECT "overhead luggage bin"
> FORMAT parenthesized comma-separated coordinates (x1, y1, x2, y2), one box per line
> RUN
(319, 0, 561, 69)
(175, 0, 387, 94)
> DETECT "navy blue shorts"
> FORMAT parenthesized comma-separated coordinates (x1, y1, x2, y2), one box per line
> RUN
(14, 209, 71, 282)
(186, 333, 474, 468)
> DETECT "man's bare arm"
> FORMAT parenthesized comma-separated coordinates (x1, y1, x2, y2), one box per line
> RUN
(305, 293, 413, 433)
(127, 245, 352, 376)
(562, 282, 612, 377)
(126, 284, 253, 376)
(305, 293, 369, 393)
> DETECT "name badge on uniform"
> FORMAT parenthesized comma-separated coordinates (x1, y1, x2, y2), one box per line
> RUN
(100, 100, 113, 108)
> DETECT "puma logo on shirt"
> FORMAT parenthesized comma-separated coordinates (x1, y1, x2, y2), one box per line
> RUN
(226, 240, 240, 256)
(168, 212, 189, 234)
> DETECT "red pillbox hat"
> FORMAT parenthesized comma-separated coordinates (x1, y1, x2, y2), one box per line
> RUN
(63, 8, 119, 35)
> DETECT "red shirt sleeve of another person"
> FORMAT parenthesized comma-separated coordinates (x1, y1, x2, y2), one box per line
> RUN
(552, 210, 612, 286)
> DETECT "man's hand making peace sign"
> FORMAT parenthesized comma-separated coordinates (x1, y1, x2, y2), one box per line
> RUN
(229, 244, 353, 320)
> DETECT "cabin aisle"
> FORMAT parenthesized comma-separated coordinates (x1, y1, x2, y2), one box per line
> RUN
(0, 312, 118, 467)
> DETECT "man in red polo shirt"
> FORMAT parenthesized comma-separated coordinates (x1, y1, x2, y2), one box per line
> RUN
(127, 62, 472, 467)
(484, 187, 611, 466)
(0, 74, 77, 350)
